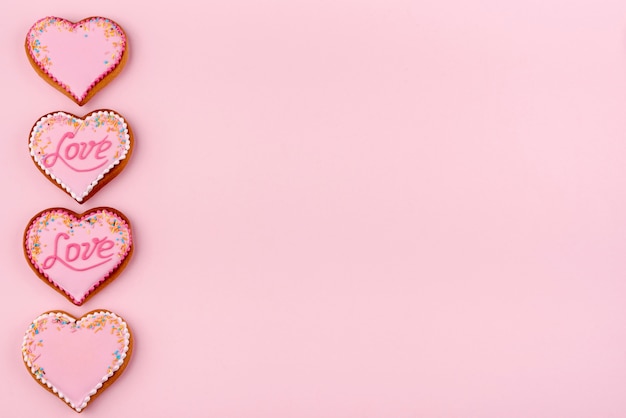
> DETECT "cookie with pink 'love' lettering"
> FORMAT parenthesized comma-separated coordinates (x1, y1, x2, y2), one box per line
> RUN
(24, 207, 133, 306)
(22, 310, 132, 412)
(29, 110, 133, 203)
(26, 16, 128, 105)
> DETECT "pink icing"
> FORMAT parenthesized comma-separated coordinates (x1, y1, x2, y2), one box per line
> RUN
(30, 111, 131, 202)
(41, 232, 115, 271)
(42, 131, 111, 173)
(24, 208, 132, 305)
(22, 311, 131, 412)
(26, 17, 127, 103)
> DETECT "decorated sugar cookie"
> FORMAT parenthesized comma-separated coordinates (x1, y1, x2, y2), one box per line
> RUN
(25, 16, 128, 105)
(29, 110, 132, 203)
(24, 207, 133, 306)
(22, 310, 132, 412)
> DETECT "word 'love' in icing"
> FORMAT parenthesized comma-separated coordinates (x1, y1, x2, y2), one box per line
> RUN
(22, 311, 131, 412)
(24, 208, 133, 305)
(42, 233, 115, 272)
(29, 110, 132, 203)
(42, 131, 112, 172)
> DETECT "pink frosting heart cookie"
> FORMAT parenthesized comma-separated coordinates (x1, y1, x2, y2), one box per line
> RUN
(24, 207, 133, 306)
(29, 110, 133, 203)
(26, 16, 128, 105)
(22, 310, 132, 412)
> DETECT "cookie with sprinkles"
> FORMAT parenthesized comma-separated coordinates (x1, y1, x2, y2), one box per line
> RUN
(26, 16, 128, 105)
(22, 310, 132, 413)
(24, 207, 133, 306)
(29, 109, 133, 203)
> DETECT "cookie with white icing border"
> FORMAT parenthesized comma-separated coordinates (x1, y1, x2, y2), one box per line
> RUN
(25, 16, 128, 105)
(29, 109, 133, 203)
(22, 310, 132, 413)
(24, 207, 133, 306)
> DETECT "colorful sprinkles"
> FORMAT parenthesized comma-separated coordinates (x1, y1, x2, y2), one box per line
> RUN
(29, 110, 131, 203)
(26, 17, 126, 102)
(24, 207, 133, 306)
(22, 311, 131, 412)
(26, 208, 131, 265)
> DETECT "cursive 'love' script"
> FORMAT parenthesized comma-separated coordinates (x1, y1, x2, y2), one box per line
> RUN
(42, 233, 115, 272)
(42, 131, 112, 172)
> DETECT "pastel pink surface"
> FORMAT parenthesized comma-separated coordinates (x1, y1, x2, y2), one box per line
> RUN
(3, 0, 626, 417)
(22, 312, 131, 412)
(26, 17, 126, 103)
(24, 209, 132, 305)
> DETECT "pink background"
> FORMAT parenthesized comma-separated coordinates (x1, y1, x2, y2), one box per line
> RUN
(1, 0, 626, 416)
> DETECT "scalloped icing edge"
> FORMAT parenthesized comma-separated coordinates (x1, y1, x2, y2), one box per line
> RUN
(22, 311, 132, 412)
(29, 110, 132, 203)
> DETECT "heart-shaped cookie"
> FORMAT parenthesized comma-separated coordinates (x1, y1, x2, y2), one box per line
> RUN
(24, 207, 133, 305)
(26, 16, 128, 105)
(29, 110, 133, 203)
(22, 310, 132, 412)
